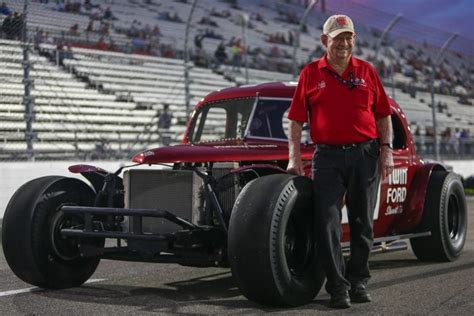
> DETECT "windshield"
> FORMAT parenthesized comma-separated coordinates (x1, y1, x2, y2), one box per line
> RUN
(188, 97, 311, 143)
(189, 97, 255, 143)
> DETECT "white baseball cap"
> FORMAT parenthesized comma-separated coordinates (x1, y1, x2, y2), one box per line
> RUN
(323, 14, 355, 38)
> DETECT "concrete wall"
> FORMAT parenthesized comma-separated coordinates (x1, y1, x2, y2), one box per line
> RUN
(0, 160, 473, 220)
(0, 161, 126, 222)
(444, 160, 474, 179)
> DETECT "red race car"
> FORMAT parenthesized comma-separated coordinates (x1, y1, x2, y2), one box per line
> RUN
(2, 82, 468, 306)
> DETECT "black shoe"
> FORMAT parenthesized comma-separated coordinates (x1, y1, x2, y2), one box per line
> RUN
(330, 291, 351, 309)
(349, 285, 372, 303)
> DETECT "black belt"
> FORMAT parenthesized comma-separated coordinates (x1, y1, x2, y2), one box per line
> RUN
(316, 139, 377, 150)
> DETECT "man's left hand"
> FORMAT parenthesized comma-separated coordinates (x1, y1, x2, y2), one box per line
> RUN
(380, 147, 394, 179)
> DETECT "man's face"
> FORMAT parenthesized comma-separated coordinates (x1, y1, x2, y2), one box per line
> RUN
(322, 32, 355, 60)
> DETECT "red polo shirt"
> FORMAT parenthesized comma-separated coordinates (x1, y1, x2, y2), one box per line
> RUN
(288, 55, 392, 144)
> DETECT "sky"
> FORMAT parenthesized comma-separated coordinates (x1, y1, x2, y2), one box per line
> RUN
(351, 0, 474, 40)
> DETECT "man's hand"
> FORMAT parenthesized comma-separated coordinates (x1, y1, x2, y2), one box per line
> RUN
(287, 158, 304, 176)
(379, 147, 394, 179)
(287, 120, 304, 176)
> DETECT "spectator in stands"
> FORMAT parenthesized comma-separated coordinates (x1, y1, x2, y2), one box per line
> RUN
(450, 128, 461, 154)
(194, 32, 204, 49)
(251, 12, 266, 24)
(231, 40, 243, 72)
(157, 104, 172, 146)
(33, 27, 45, 50)
(424, 126, 435, 154)
(69, 23, 79, 36)
(1, 12, 13, 39)
(0, 2, 11, 16)
(213, 42, 228, 68)
(152, 24, 161, 36)
(253, 49, 266, 69)
(11, 12, 24, 40)
(95, 36, 108, 50)
(287, 30, 294, 46)
(131, 36, 146, 51)
(460, 129, 470, 154)
(413, 125, 425, 154)
(90, 5, 103, 20)
(441, 127, 452, 154)
(92, 139, 108, 160)
(54, 0, 65, 12)
(83, 0, 92, 11)
(57, 42, 71, 66)
(66, 1, 81, 13)
(86, 19, 93, 33)
(161, 44, 176, 58)
(103, 6, 115, 20)
(100, 21, 110, 36)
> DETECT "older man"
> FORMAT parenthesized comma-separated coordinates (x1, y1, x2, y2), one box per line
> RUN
(287, 14, 394, 309)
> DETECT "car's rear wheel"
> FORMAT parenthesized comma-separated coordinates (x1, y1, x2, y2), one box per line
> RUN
(2, 176, 102, 288)
(410, 171, 467, 261)
(228, 174, 324, 306)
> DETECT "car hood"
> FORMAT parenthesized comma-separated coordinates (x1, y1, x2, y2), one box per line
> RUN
(132, 139, 313, 164)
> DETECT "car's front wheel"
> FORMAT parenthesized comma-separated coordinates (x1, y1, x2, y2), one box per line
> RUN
(228, 174, 324, 306)
(2, 176, 102, 288)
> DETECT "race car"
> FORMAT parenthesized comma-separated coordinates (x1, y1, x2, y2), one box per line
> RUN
(2, 82, 467, 306)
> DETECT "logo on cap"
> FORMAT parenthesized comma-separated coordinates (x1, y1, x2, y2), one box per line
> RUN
(336, 16, 347, 27)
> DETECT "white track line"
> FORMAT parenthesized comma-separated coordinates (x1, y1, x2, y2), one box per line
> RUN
(0, 278, 106, 298)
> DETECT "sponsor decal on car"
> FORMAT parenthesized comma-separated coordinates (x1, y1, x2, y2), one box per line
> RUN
(386, 168, 408, 204)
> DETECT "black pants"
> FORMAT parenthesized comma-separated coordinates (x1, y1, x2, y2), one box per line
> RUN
(312, 139, 380, 294)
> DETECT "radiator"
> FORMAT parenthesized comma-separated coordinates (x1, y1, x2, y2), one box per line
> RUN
(123, 169, 204, 234)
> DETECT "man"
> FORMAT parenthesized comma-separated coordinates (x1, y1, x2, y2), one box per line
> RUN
(287, 14, 394, 309)
(157, 103, 172, 146)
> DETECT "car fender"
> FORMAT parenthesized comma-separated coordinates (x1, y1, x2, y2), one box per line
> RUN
(68, 164, 109, 193)
(394, 162, 448, 233)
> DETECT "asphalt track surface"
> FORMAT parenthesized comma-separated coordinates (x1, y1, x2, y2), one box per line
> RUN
(1, 198, 473, 315)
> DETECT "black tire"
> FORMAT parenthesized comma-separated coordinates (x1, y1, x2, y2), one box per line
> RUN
(410, 171, 468, 261)
(2, 176, 102, 288)
(228, 174, 324, 307)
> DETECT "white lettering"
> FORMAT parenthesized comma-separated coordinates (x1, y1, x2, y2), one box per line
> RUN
(388, 168, 408, 185)
(386, 187, 407, 204)
(385, 205, 404, 216)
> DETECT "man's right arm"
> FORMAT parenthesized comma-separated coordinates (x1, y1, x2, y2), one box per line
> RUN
(287, 120, 304, 175)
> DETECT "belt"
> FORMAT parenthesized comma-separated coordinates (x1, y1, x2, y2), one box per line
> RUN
(316, 139, 377, 150)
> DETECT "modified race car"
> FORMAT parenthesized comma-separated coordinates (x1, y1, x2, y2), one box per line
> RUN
(2, 82, 468, 306)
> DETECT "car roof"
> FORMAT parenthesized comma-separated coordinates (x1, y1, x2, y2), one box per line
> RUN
(194, 81, 401, 112)
(197, 82, 297, 104)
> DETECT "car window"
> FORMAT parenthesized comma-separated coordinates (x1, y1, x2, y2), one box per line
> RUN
(248, 99, 312, 143)
(248, 99, 288, 139)
(391, 113, 407, 149)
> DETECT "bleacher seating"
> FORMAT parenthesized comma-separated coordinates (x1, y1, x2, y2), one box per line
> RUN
(0, 0, 472, 160)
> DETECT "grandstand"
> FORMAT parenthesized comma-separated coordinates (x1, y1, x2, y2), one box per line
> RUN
(0, 0, 472, 161)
